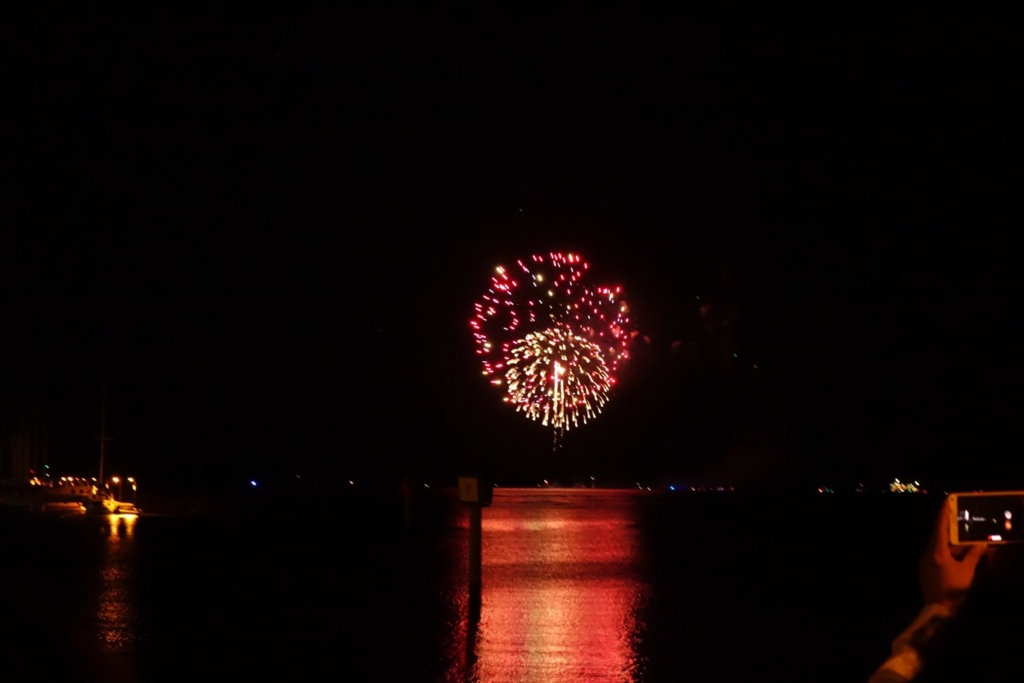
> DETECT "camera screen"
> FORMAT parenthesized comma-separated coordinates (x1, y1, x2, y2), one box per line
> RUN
(956, 495, 1024, 542)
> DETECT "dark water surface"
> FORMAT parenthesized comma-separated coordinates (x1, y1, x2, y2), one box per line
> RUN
(0, 490, 937, 681)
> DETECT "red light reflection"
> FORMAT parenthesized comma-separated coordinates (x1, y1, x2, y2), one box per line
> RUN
(449, 490, 648, 682)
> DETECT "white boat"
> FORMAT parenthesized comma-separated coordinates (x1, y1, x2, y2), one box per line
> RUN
(84, 497, 141, 515)
(39, 501, 87, 514)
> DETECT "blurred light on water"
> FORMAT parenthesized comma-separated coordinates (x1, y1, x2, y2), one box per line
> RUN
(97, 514, 140, 652)
(447, 490, 649, 682)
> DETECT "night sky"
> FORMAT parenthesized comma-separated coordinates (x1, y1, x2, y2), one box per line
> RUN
(3, 10, 1020, 492)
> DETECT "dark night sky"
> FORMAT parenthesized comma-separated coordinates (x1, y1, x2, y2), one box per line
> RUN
(3, 9, 1021, 490)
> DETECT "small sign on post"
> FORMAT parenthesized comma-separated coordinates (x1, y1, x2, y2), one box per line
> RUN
(459, 476, 492, 506)
(458, 477, 479, 503)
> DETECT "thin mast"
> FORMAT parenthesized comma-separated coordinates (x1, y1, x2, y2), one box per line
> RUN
(97, 386, 112, 484)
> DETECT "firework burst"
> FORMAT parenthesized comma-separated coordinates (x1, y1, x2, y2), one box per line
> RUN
(470, 252, 634, 432)
(504, 327, 611, 431)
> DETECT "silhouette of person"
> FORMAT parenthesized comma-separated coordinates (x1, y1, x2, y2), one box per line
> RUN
(870, 498, 987, 682)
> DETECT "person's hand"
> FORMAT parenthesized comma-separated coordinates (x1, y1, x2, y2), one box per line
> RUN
(919, 498, 987, 613)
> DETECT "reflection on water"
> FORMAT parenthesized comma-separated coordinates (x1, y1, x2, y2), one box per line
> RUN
(97, 514, 140, 652)
(452, 490, 649, 682)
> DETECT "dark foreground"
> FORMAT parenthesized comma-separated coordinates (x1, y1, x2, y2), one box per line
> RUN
(0, 489, 940, 682)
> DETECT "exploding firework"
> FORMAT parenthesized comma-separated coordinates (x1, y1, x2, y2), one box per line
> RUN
(470, 252, 634, 432)
(504, 327, 611, 431)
